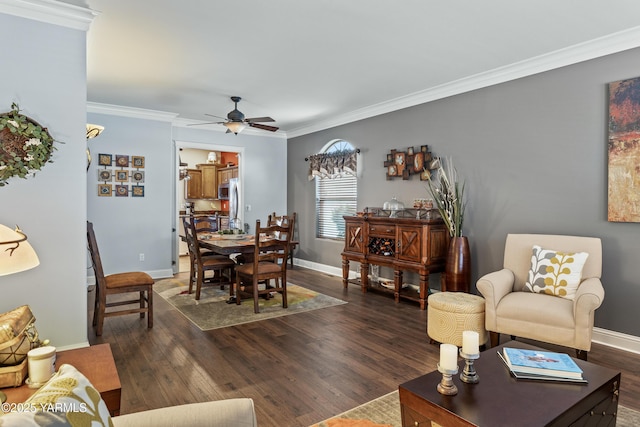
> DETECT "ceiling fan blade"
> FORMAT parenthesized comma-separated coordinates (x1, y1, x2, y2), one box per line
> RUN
(205, 113, 228, 120)
(249, 122, 279, 132)
(187, 121, 222, 126)
(245, 116, 275, 123)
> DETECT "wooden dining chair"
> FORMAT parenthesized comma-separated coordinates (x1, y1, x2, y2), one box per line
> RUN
(268, 212, 298, 268)
(235, 219, 293, 313)
(182, 216, 217, 287)
(87, 221, 155, 336)
(193, 215, 218, 233)
(183, 216, 235, 300)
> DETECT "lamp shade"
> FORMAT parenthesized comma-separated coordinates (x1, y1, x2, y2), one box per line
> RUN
(86, 124, 105, 139)
(224, 122, 246, 135)
(0, 224, 39, 276)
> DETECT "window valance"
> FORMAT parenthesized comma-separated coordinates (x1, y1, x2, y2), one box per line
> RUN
(307, 149, 358, 180)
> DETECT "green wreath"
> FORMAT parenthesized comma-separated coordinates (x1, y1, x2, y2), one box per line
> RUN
(0, 103, 56, 187)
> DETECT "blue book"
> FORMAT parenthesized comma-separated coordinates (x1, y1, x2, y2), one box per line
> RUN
(502, 347, 584, 379)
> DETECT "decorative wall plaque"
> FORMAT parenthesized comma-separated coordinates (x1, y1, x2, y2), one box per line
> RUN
(384, 145, 438, 180)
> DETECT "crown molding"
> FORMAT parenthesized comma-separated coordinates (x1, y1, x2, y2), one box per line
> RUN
(0, 0, 98, 31)
(87, 102, 178, 122)
(287, 25, 640, 139)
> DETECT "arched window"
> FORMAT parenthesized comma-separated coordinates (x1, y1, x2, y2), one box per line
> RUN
(313, 140, 358, 239)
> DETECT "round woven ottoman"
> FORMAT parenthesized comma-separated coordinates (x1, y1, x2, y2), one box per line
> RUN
(427, 292, 487, 347)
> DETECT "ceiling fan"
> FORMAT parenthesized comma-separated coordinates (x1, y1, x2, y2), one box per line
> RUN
(191, 96, 279, 135)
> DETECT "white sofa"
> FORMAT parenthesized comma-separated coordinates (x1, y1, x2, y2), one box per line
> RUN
(0, 364, 257, 427)
(113, 398, 257, 427)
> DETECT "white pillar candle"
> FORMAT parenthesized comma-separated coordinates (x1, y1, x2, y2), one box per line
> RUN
(462, 331, 479, 355)
(27, 346, 56, 385)
(439, 343, 458, 370)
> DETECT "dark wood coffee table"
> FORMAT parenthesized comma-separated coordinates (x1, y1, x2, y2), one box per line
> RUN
(399, 341, 620, 427)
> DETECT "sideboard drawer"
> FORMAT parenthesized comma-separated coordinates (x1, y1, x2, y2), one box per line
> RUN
(368, 224, 395, 237)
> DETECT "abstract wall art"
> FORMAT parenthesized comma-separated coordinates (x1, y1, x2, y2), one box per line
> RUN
(608, 76, 640, 222)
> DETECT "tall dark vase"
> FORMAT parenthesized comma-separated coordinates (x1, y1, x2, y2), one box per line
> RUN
(444, 236, 471, 292)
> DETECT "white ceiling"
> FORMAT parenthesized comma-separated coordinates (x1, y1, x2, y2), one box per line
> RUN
(79, 0, 640, 137)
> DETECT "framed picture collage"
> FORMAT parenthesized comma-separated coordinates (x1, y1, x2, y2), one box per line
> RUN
(96, 154, 145, 197)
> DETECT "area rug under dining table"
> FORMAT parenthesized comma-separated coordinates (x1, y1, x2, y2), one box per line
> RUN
(154, 276, 346, 330)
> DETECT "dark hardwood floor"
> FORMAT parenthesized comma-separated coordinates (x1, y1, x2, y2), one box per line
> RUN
(88, 266, 640, 426)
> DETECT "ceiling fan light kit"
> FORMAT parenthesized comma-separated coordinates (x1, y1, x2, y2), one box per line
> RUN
(224, 121, 247, 135)
(189, 96, 279, 134)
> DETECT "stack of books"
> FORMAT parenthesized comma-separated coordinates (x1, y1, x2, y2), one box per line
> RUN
(498, 347, 587, 383)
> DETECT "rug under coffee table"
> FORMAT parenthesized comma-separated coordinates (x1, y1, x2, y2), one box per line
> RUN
(398, 341, 621, 427)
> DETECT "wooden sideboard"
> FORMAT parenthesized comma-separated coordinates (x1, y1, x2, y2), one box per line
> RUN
(341, 210, 448, 309)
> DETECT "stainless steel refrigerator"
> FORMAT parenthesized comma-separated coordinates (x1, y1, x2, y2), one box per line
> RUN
(228, 178, 240, 229)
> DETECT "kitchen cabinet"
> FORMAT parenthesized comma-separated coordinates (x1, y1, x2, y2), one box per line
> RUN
(185, 164, 217, 199)
(217, 166, 238, 185)
(185, 169, 202, 199)
(199, 164, 217, 199)
(341, 209, 448, 309)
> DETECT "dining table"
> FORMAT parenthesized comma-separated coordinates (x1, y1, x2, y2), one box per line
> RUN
(195, 232, 285, 304)
(192, 231, 299, 267)
(196, 233, 258, 255)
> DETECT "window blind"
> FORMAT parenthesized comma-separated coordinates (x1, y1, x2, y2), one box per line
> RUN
(316, 173, 357, 239)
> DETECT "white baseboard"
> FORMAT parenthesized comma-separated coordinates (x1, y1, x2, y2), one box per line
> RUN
(293, 259, 640, 356)
(56, 342, 90, 352)
(592, 327, 640, 355)
(294, 258, 345, 278)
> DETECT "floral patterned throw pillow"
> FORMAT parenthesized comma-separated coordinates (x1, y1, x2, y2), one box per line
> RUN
(524, 245, 589, 300)
(0, 363, 113, 427)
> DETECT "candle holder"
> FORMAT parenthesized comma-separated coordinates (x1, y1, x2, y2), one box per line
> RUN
(459, 349, 480, 384)
(436, 363, 459, 395)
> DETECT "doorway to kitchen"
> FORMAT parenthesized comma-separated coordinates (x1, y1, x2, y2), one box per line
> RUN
(173, 141, 244, 274)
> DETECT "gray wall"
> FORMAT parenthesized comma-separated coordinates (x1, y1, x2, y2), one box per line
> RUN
(289, 47, 640, 338)
(0, 12, 89, 348)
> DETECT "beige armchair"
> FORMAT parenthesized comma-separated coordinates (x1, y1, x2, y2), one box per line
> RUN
(476, 234, 604, 360)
